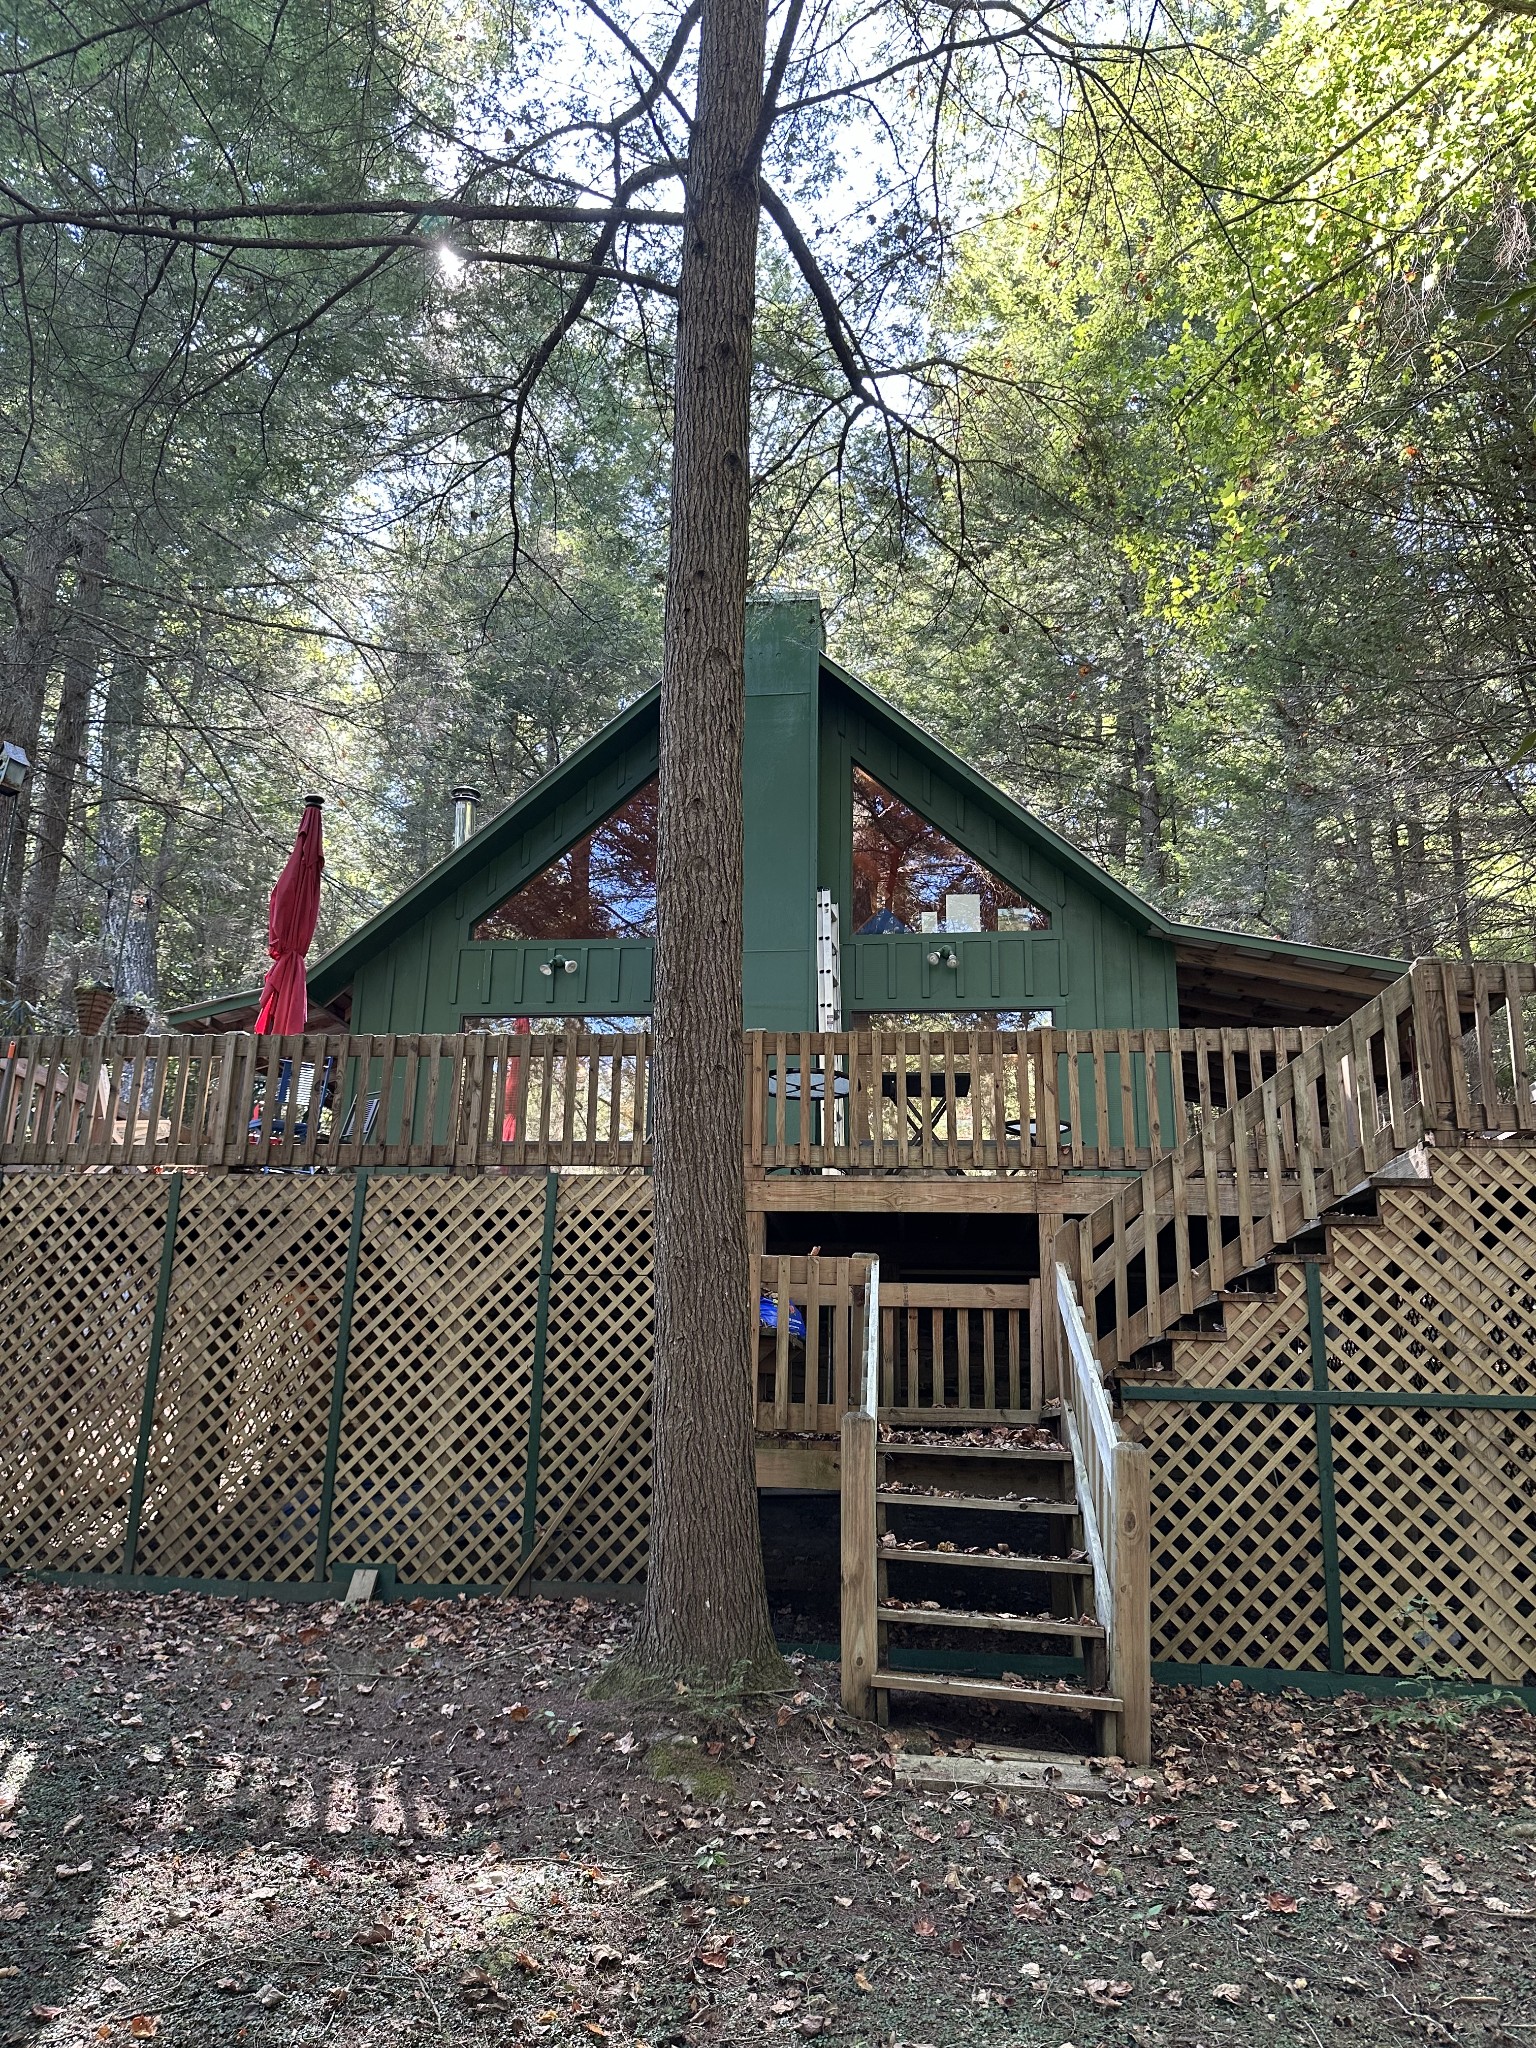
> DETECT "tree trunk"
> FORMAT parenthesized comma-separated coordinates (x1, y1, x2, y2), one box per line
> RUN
(16, 505, 110, 1013)
(97, 648, 150, 988)
(0, 487, 74, 995)
(1117, 573, 1163, 893)
(627, 0, 782, 1687)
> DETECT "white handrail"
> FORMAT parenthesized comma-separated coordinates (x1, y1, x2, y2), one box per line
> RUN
(1055, 1262, 1116, 1472)
(859, 1257, 881, 1419)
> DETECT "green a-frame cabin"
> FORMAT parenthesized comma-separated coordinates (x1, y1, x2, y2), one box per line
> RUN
(175, 595, 1399, 1042)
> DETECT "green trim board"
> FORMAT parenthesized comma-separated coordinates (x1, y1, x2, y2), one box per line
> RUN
(171, 595, 1404, 1036)
(1152, 1662, 1536, 1709)
(9, 1566, 644, 1605)
(122, 1172, 181, 1577)
(1120, 1385, 1536, 1411)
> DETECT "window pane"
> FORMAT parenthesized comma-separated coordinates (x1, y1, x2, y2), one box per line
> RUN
(471, 778, 658, 940)
(850, 1010, 1054, 1030)
(462, 1014, 650, 1033)
(850, 768, 1050, 935)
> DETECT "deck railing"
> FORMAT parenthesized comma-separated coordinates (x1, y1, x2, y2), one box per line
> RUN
(0, 1031, 652, 1170)
(752, 1258, 1041, 1433)
(1, 1023, 1324, 1173)
(745, 1027, 1321, 1172)
(877, 1279, 1042, 1422)
(752, 1252, 872, 1433)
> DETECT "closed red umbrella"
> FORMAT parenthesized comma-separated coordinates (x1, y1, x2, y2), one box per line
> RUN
(254, 797, 325, 1035)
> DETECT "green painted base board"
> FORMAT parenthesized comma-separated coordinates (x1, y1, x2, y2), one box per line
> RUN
(1154, 1661, 1536, 1710)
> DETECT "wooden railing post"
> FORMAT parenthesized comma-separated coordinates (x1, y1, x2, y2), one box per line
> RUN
(1108, 1436, 1152, 1765)
(1409, 958, 1459, 1132)
(840, 1259, 880, 1719)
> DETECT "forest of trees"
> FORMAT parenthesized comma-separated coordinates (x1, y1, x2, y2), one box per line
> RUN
(1, 0, 1533, 1026)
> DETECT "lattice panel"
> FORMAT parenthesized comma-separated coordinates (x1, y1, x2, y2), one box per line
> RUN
(134, 1176, 354, 1581)
(1326, 1147, 1536, 1397)
(1168, 1263, 1312, 1390)
(1331, 1404, 1536, 1684)
(531, 1176, 655, 1586)
(1142, 1398, 1331, 1670)
(328, 1175, 547, 1585)
(0, 1174, 169, 1572)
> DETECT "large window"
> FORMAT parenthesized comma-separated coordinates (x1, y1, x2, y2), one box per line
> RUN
(471, 778, 658, 941)
(851, 768, 1049, 935)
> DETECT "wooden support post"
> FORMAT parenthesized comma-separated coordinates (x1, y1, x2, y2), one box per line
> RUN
(1108, 1436, 1152, 1766)
(840, 1408, 878, 1718)
(1409, 959, 1458, 1133)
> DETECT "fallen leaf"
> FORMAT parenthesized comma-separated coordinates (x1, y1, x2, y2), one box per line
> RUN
(353, 1924, 393, 1948)
(1266, 1891, 1298, 1914)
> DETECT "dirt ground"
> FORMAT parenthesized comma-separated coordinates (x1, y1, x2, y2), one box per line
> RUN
(1, 1579, 1533, 2048)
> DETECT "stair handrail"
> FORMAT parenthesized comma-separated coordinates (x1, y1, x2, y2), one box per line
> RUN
(858, 1256, 881, 1420)
(1056, 1261, 1152, 1763)
(840, 1258, 880, 1716)
(1058, 967, 1432, 1370)
(1055, 1262, 1116, 1624)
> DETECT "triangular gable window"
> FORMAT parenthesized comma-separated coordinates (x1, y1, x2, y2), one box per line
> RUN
(471, 777, 658, 940)
(851, 767, 1050, 935)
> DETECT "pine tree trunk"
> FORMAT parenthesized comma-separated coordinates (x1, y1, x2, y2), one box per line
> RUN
(0, 488, 74, 997)
(17, 505, 109, 1012)
(627, 0, 783, 1687)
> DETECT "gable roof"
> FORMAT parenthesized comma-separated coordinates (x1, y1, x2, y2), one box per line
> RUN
(170, 655, 1404, 1032)
(169, 685, 659, 1031)
(822, 656, 1407, 1022)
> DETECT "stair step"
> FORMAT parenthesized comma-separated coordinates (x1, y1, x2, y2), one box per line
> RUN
(880, 1546, 1093, 1576)
(877, 1490, 1077, 1515)
(878, 1441, 1072, 1463)
(879, 1604, 1105, 1639)
(871, 1669, 1121, 1715)
(879, 1409, 1040, 1429)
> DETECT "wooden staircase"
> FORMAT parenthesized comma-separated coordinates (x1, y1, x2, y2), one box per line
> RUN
(839, 960, 1536, 1765)
(841, 1268, 1150, 1761)
(866, 1422, 1124, 1749)
(1056, 959, 1536, 1378)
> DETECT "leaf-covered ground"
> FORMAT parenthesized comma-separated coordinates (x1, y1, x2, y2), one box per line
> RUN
(1, 1579, 1533, 2047)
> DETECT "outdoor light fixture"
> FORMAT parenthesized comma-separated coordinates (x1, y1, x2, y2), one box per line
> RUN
(925, 945, 960, 969)
(0, 742, 30, 795)
(539, 957, 579, 977)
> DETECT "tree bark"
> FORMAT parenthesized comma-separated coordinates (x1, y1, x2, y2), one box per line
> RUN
(17, 504, 110, 1013)
(0, 487, 74, 995)
(627, 0, 783, 1687)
